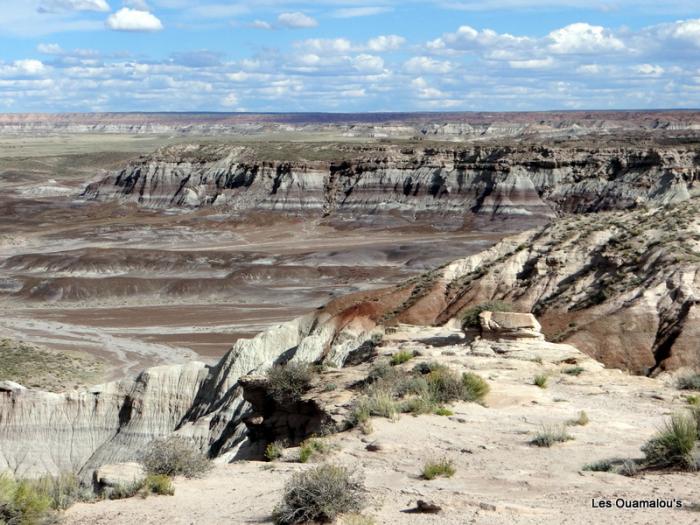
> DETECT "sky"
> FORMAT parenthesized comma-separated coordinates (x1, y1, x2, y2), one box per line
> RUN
(0, 1, 699, 112)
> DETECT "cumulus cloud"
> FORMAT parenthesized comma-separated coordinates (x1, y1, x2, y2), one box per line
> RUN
(0, 59, 47, 77)
(106, 8, 163, 32)
(277, 12, 317, 29)
(404, 56, 453, 73)
(548, 23, 625, 54)
(634, 63, 664, 76)
(221, 92, 238, 107)
(366, 35, 405, 52)
(353, 54, 384, 73)
(38, 0, 109, 13)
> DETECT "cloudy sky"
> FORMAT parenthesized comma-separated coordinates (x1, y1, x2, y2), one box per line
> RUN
(1, 1, 700, 112)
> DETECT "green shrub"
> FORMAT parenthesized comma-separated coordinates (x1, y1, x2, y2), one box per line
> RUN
(267, 362, 314, 403)
(273, 465, 365, 524)
(299, 439, 329, 463)
(265, 441, 287, 462)
(678, 374, 700, 391)
(390, 351, 414, 366)
(686, 395, 699, 406)
(421, 458, 456, 480)
(582, 459, 614, 472)
(31, 473, 93, 510)
(641, 413, 697, 470)
(530, 425, 573, 447)
(533, 374, 548, 389)
(398, 397, 435, 415)
(461, 301, 514, 330)
(143, 474, 174, 496)
(563, 366, 584, 376)
(349, 390, 398, 425)
(142, 435, 212, 478)
(461, 372, 490, 402)
(434, 407, 454, 416)
(0, 474, 53, 525)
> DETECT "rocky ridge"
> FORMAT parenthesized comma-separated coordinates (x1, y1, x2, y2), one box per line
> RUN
(82, 142, 699, 221)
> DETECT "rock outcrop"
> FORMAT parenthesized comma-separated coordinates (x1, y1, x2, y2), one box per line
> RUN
(326, 199, 699, 374)
(82, 142, 700, 221)
(0, 313, 379, 478)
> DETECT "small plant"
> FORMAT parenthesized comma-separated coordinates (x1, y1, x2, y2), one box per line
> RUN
(641, 412, 697, 470)
(0, 474, 53, 524)
(461, 372, 490, 402)
(533, 374, 548, 389)
(267, 362, 314, 403)
(563, 366, 584, 376)
(142, 474, 174, 496)
(390, 351, 415, 366)
(142, 435, 212, 478)
(399, 396, 435, 415)
(678, 374, 700, 391)
(322, 383, 337, 393)
(421, 458, 456, 480)
(530, 425, 573, 447)
(583, 459, 614, 472)
(461, 301, 514, 330)
(299, 439, 329, 463)
(265, 440, 287, 462)
(686, 395, 700, 406)
(273, 464, 366, 525)
(568, 411, 589, 426)
(434, 407, 454, 416)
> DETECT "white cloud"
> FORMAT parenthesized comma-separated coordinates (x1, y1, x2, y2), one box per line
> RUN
(332, 7, 391, 18)
(508, 57, 554, 69)
(404, 56, 453, 73)
(0, 60, 47, 77)
(250, 20, 272, 30)
(634, 63, 664, 76)
(37, 43, 64, 55)
(548, 23, 625, 54)
(298, 38, 352, 55)
(353, 54, 384, 73)
(106, 8, 163, 31)
(221, 92, 238, 106)
(576, 63, 602, 74)
(366, 35, 405, 52)
(38, 0, 109, 12)
(277, 12, 317, 29)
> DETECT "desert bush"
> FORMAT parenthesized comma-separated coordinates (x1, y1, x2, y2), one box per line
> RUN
(267, 362, 314, 404)
(143, 474, 174, 496)
(461, 372, 490, 402)
(434, 407, 454, 416)
(530, 425, 573, 447)
(265, 440, 287, 462)
(299, 439, 329, 463)
(390, 351, 414, 366)
(0, 474, 53, 525)
(107, 480, 145, 500)
(582, 459, 614, 472)
(686, 395, 700, 406)
(533, 374, 548, 389)
(349, 390, 398, 425)
(641, 413, 697, 470)
(273, 464, 365, 524)
(398, 396, 435, 415)
(678, 374, 700, 391)
(421, 458, 456, 480)
(568, 411, 589, 426)
(142, 435, 212, 478)
(563, 366, 584, 376)
(31, 473, 93, 510)
(461, 301, 514, 330)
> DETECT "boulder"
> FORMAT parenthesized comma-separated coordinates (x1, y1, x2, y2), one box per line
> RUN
(94, 462, 145, 488)
(479, 311, 543, 341)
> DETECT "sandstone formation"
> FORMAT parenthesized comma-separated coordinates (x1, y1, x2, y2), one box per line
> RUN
(82, 142, 699, 221)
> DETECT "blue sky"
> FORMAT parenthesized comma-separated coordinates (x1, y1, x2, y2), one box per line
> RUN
(1, 1, 699, 112)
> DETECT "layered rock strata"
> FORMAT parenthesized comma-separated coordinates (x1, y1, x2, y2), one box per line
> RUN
(82, 143, 700, 220)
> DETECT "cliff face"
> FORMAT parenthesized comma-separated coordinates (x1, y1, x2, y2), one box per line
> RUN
(0, 313, 379, 478)
(82, 143, 700, 220)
